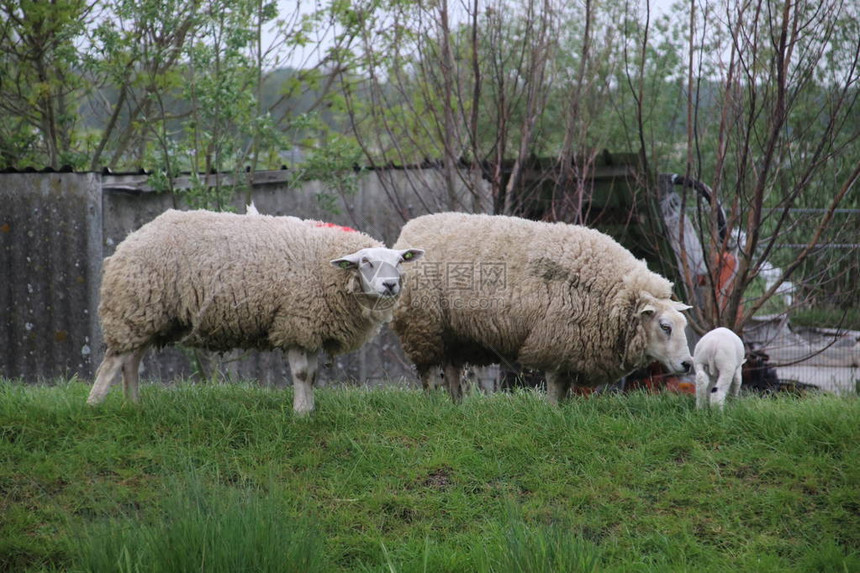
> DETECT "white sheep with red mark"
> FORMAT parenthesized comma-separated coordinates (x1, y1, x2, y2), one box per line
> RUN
(86, 209, 423, 414)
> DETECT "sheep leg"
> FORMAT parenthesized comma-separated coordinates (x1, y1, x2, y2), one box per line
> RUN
(121, 348, 146, 403)
(418, 367, 443, 392)
(87, 352, 125, 405)
(288, 349, 318, 414)
(710, 370, 734, 410)
(730, 366, 743, 397)
(695, 369, 710, 409)
(545, 371, 570, 405)
(444, 363, 462, 403)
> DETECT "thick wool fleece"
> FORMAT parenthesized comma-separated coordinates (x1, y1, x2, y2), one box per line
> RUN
(99, 209, 386, 357)
(392, 212, 677, 385)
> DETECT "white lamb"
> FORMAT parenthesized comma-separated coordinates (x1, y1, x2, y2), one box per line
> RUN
(86, 209, 424, 414)
(693, 327, 746, 409)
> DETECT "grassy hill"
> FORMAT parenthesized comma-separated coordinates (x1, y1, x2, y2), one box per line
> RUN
(1, 380, 858, 572)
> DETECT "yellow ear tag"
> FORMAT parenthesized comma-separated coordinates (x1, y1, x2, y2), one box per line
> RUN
(403, 252, 413, 260)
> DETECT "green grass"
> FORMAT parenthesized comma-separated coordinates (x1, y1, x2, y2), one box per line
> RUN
(1, 380, 858, 572)
(790, 306, 860, 330)
(744, 275, 860, 330)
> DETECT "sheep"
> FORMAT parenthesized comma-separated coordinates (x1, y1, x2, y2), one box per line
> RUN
(86, 209, 424, 414)
(391, 212, 694, 403)
(693, 327, 746, 409)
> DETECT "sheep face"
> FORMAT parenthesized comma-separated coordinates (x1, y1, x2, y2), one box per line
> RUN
(332, 247, 424, 298)
(639, 295, 693, 375)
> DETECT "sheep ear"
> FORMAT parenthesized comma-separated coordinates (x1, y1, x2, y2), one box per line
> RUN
(640, 304, 657, 317)
(671, 301, 692, 312)
(331, 253, 361, 270)
(639, 292, 658, 317)
(399, 248, 424, 263)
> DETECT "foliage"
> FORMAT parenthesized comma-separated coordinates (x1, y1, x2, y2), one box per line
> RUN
(1, 380, 858, 572)
(644, 0, 860, 331)
(0, 0, 91, 168)
(288, 131, 364, 215)
(1, 0, 857, 321)
(790, 306, 860, 331)
(0, 0, 349, 209)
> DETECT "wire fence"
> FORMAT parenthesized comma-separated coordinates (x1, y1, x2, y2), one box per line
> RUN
(741, 208, 858, 393)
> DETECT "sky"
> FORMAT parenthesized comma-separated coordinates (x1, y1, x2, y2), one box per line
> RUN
(268, 0, 681, 69)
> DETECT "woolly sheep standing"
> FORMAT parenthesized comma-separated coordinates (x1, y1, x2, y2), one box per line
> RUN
(86, 209, 424, 414)
(391, 212, 694, 403)
(693, 327, 746, 409)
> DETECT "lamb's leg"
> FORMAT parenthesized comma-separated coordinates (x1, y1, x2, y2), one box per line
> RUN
(730, 366, 743, 397)
(695, 369, 709, 409)
(121, 348, 146, 403)
(710, 370, 734, 410)
(444, 363, 462, 403)
(288, 349, 318, 414)
(545, 371, 570, 405)
(87, 352, 125, 405)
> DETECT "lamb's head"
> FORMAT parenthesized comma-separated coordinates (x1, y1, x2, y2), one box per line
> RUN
(331, 247, 424, 298)
(637, 293, 694, 374)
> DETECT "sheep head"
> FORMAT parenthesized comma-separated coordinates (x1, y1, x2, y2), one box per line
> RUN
(637, 293, 693, 375)
(331, 247, 424, 298)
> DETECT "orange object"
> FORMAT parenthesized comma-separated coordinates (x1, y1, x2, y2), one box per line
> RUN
(696, 251, 743, 322)
(626, 362, 695, 394)
(714, 252, 738, 312)
(665, 378, 696, 394)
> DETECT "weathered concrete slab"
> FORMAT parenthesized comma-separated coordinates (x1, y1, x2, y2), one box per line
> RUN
(0, 173, 103, 380)
(1, 168, 486, 386)
(746, 315, 859, 394)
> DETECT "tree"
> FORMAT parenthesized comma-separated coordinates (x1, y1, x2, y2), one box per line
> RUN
(1, 0, 348, 185)
(2, 0, 855, 332)
(332, 0, 573, 215)
(0, 0, 92, 168)
(660, 0, 860, 332)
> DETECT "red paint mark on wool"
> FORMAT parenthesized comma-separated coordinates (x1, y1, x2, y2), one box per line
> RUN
(314, 221, 356, 233)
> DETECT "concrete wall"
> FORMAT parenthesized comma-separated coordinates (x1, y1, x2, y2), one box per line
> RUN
(0, 173, 103, 381)
(1, 168, 487, 387)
